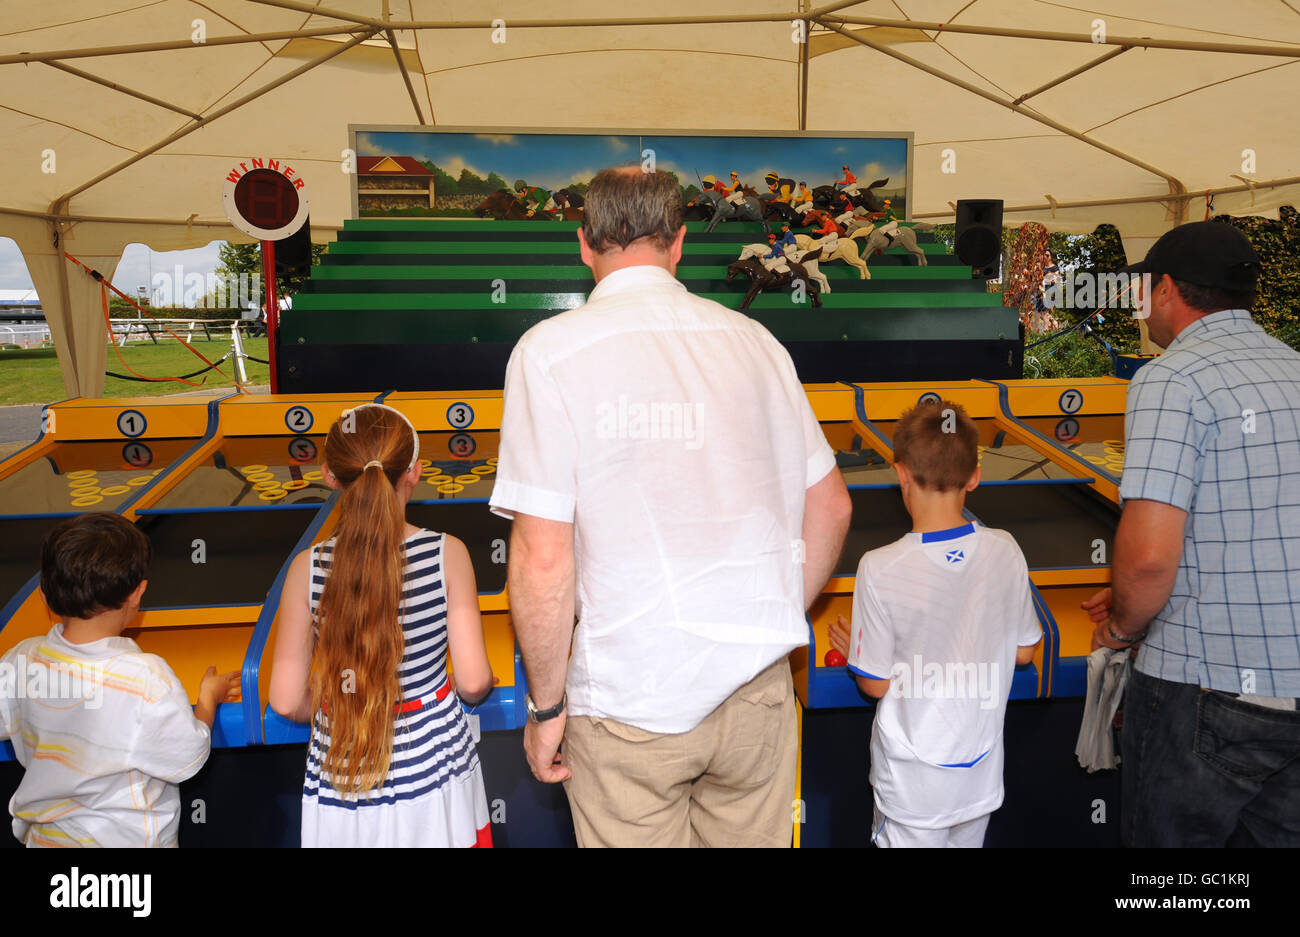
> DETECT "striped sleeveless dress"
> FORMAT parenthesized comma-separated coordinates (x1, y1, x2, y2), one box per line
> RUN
(302, 529, 492, 847)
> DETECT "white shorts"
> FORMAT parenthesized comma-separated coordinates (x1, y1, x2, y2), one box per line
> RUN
(871, 803, 990, 848)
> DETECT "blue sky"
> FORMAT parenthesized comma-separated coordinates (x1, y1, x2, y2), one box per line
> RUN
(0, 238, 225, 298)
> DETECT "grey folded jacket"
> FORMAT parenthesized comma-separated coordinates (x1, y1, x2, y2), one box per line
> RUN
(1075, 647, 1132, 772)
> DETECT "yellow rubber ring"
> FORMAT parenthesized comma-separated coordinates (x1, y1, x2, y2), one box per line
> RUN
(69, 485, 101, 496)
(127, 476, 153, 487)
(245, 472, 275, 483)
(436, 483, 464, 494)
(1084, 455, 1107, 466)
(427, 474, 452, 485)
(454, 474, 479, 485)
(258, 489, 287, 501)
(151, 469, 164, 475)
(253, 480, 282, 491)
(71, 495, 104, 507)
(283, 479, 309, 490)
(302, 470, 323, 481)
(100, 485, 130, 496)
(67, 477, 99, 489)
(239, 464, 268, 475)
(471, 465, 495, 475)
(487, 457, 498, 465)
(419, 459, 431, 468)
(1102, 440, 1124, 448)
(66, 470, 97, 480)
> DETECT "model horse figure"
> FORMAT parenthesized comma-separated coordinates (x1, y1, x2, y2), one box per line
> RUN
(736, 243, 832, 294)
(695, 188, 772, 235)
(758, 195, 804, 227)
(856, 224, 929, 266)
(789, 234, 868, 280)
(812, 177, 891, 212)
(726, 257, 823, 310)
(475, 190, 582, 221)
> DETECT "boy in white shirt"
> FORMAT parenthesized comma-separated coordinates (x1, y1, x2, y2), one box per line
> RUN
(830, 400, 1042, 847)
(0, 513, 238, 847)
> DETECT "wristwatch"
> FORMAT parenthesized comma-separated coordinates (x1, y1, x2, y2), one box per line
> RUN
(1108, 625, 1147, 645)
(526, 692, 567, 723)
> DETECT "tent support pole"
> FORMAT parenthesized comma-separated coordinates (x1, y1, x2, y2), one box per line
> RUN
(0, 26, 368, 65)
(814, 17, 1188, 214)
(47, 29, 379, 216)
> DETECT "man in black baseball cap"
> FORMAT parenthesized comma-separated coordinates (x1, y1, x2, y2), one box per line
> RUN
(1084, 218, 1300, 847)
(1120, 219, 1261, 347)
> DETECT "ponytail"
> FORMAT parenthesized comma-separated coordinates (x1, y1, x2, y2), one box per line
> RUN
(310, 408, 415, 794)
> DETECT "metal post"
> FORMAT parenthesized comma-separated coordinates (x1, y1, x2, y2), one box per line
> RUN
(262, 240, 278, 393)
(231, 321, 249, 388)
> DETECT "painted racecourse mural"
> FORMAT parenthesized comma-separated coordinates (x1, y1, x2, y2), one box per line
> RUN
(350, 127, 912, 226)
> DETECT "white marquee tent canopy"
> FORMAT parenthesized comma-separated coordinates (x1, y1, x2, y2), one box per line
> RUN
(3, 0, 1298, 396)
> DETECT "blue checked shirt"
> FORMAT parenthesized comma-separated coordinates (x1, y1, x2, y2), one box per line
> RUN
(1121, 309, 1300, 696)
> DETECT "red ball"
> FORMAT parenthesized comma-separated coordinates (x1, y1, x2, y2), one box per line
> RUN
(824, 649, 847, 667)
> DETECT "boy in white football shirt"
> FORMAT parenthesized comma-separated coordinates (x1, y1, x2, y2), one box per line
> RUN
(830, 400, 1042, 847)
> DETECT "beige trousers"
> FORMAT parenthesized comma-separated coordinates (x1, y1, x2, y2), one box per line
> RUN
(561, 659, 797, 848)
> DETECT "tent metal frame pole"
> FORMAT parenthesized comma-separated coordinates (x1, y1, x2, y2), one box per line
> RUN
(1012, 46, 1130, 105)
(44, 61, 205, 119)
(4, 10, 1295, 65)
(237, 0, 1300, 55)
(0, 207, 342, 230)
(798, 11, 809, 130)
(821, 14, 1300, 57)
(244, 0, 799, 29)
(48, 29, 380, 215)
(813, 17, 1188, 215)
(0, 25, 368, 66)
(912, 174, 1300, 219)
(384, 28, 426, 125)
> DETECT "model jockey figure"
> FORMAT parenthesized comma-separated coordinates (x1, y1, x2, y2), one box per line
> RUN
(765, 172, 795, 203)
(834, 165, 860, 198)
(725, 171, 748, 206)
(761, 234, 791, 274)
(793, 181, 816, 217)
(812, 212, 840, 254)
(833, 193, 859, 228)
(872, 199, 900, 243)
(516, 183, 554, 217)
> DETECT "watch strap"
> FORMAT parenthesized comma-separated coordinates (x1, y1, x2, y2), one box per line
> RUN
(527, 691, 567, 722)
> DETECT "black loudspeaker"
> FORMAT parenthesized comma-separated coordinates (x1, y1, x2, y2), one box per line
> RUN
(955, 199, 1003, 279)
(273, 217, 312, 279)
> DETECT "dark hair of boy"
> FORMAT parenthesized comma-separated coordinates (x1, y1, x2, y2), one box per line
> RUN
(40, 513, 151, 619)
(891, 400, 979, 491)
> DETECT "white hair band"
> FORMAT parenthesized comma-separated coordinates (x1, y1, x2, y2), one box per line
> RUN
(342, 403, 421, 472)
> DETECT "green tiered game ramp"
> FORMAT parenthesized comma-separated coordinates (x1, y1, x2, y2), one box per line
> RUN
(279, 220, 1023, 392)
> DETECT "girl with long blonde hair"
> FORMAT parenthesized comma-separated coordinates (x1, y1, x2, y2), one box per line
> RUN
(270, 404, 494, 847)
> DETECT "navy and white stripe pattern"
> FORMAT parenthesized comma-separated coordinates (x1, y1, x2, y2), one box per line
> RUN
(1121, 309, 1300, 696)
(304, 530, 480, 808)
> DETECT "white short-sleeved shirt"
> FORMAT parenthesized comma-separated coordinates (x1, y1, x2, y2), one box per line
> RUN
(489, 264, 836, 734)
(0, 625, 212, 847)
(847, 524, 1042, 829)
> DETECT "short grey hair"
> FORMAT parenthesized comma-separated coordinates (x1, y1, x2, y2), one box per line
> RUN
(581, 168, 683, 253)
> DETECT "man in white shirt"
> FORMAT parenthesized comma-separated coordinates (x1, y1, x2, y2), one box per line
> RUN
(490, 167, 851, 847)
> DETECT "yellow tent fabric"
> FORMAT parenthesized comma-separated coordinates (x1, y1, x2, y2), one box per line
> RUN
(2, 1, 1297, 394)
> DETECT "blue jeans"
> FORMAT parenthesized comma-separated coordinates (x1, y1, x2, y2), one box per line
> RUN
(1122, 669, 1300, 847)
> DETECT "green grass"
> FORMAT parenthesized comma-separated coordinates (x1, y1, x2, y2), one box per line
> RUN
(1024, 329, 1117, 379)
(0, 338, 270, 406)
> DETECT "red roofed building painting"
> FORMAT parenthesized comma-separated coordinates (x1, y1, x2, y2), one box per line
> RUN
(357, 156, 435, 214)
